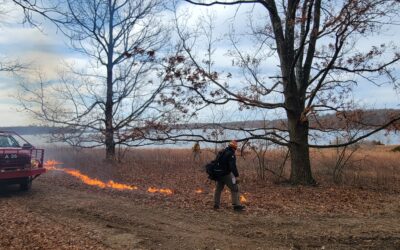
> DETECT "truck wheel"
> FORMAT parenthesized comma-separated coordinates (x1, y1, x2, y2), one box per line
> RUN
(20, 177, 32, 191)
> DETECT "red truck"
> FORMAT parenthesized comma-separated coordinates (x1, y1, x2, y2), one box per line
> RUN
(0, 131, 45, 191)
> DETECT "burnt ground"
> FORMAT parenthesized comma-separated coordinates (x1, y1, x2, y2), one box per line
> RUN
(1, 170, 400, 250)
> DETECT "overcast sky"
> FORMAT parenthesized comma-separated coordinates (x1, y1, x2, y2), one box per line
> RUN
(0, 1, 399, 126)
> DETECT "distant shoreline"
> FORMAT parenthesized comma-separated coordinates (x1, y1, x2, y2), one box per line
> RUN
(2, 108, 400, 135)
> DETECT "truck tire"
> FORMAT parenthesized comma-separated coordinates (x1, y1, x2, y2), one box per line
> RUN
(20, 177, 32, 191)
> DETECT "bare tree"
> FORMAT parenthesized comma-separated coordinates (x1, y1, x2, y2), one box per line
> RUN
(17, 0, 171, 161)
(164, 0, 400, 184)
(0, 60, 25, 74)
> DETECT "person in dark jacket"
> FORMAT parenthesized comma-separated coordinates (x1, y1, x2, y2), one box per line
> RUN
(213, 140, 245, 211)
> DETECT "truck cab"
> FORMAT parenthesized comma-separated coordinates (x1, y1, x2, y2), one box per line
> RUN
(0, 131, 45, 191)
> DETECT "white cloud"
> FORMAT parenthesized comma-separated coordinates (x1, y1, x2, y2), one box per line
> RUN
(0, 6, 86, 126)
(354, 83, 400, 108)
(0, 92, 33, 126)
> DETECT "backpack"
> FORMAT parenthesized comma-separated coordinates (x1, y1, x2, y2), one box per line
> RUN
(205, 150, 226, 181)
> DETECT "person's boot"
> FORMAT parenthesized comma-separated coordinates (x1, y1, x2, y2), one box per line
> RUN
(213, 204, 220, 210)
(233, 205, 245, 211)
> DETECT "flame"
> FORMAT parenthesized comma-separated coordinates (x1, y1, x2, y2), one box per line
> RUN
(64, 169, 107, 188)
(107, 180, 138, 190)
(63, 169, 136, 191)
(195, 189, 203, 194)
(45, 159, 253, 199)
(44, 160, 63, 170)
(44, 160, 63, 166)
(147, 187, 173, 195)
(159, 188, 173, 195)
(45, 159, 135, 191)
(147, 187, 158, 193)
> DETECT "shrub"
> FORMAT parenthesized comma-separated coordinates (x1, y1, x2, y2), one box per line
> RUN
(391, 146, 400, 152)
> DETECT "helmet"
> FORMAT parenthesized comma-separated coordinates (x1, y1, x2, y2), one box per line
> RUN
(229, 140, 238, 149)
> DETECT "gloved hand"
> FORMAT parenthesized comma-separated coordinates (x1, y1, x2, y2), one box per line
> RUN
(235, 177, 240, 184)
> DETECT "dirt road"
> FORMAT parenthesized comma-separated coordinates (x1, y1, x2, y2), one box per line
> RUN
(1, 174, 400, 250)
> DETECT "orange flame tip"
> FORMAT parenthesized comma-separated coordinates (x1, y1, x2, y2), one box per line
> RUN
(44, 159, 64, 170)
(44, 160, 63, 166)
(159, 188, 173, 195)
(106, 180, 137, 191)
(147, 187, 158, 193)
(147, 187, 173, 195)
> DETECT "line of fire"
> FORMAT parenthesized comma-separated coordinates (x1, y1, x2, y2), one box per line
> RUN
(44, 160, 248, 203)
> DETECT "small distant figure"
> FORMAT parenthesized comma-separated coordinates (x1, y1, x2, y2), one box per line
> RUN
(192, 141, 201, 162)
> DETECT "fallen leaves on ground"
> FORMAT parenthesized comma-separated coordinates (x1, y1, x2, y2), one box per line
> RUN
(0, 198, 106, 250)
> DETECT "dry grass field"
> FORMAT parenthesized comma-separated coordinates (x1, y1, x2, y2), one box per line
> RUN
(46, 144, 400, 193)
(311, 145, 400, 192)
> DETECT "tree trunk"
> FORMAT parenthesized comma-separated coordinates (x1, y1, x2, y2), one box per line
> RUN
(105, 1, 115, 162)
(105, 50, 115, 161)
(105, 67, 115, 161)
(105, 135, 115, 161)
(287, 113, 316, 185)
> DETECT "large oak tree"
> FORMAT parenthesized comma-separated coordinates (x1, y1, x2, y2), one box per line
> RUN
(168, 0, 400, 184)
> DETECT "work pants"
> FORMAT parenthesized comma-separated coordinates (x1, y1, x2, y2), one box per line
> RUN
(214, 173, 240, 206)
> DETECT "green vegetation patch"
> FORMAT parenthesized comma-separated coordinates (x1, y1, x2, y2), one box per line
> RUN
(391, 146, 400, 152)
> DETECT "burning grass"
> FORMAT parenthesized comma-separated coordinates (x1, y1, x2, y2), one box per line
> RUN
(42, 145, 400, 214)
(45, 160, 142, 192)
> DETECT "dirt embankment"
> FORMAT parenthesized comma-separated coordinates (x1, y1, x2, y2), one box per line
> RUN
(1, 172, 400, 250)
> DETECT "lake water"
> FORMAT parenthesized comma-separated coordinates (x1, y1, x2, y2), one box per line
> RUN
(22, 129, 400, 149)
